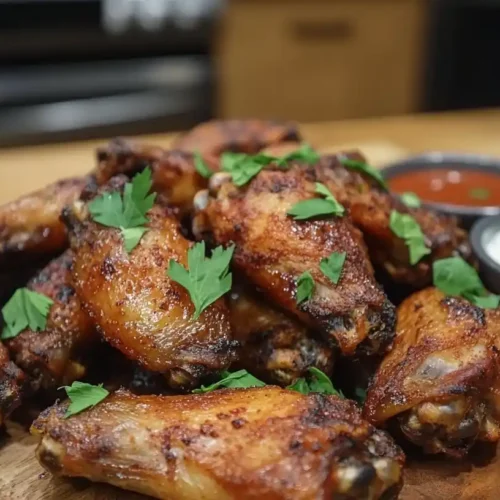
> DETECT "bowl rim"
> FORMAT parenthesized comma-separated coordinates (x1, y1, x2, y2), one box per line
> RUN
(381, 151, 500, 216)
(470, 215, 500, 276)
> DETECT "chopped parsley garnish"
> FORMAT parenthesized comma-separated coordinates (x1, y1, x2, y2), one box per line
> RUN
(340, 157, 388, 190)
(1, 288, 53, 340)
(400, 192, 421, 208)
(320, 251, 346, 285)
(287, 182, 345, 220)
(275, 144, 320, 166)
(433, 257, 499, 309)
(193, 151, 213, 178)
(287, 367, 343, 397)
(61, 382, 109, 418)
(296, 271, 315, 304)
(192, 370, 266, 393)
(167, 241, 234, 320)
(88, 168, 156, 253)
(389, 210, 431, 265)
(469, 187, 490, 201)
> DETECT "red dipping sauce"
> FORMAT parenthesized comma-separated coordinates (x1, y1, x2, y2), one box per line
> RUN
(389, 168, 500, 207)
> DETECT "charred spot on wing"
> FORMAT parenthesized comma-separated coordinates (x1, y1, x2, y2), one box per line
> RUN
(441, 296, 486, 325)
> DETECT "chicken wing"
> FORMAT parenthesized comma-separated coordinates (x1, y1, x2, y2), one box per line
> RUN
(229, 284, 335, 385)
(194, 167, 395, 356)
(32, 387, 404, 500)
(63, 179, 236, 390)
(0, 342, 25, 426)
(310, 152, 471, 288)
(363, 287, 500, 457)
(94, 138, 215, 215)
(4, 250, 98, 393)
(172, 119, 302, 159)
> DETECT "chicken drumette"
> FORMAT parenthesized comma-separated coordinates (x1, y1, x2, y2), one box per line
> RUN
(33, 387, 404, 500)
(0, 342, 25, 426)
(194, 166, 395, 357)
(364, 287, 500, 457)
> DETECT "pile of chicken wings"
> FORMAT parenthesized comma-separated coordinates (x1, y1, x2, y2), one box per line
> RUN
(0, 119, 499, 500)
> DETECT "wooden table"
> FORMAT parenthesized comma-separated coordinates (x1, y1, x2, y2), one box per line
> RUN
(2, 109, 500, 500)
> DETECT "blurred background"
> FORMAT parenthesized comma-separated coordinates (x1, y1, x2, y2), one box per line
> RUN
(0, 0, 498, 147)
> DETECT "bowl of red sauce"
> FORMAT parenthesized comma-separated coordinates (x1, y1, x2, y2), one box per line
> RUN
(382, 152, 500, 228)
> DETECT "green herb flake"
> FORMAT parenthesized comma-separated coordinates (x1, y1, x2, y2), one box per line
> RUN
(193, 151, 213, 178)
(433, 257, 499, 309)
(167, 241, 234, 320)
(469, 187, 491, 201)
(296, 271, 315, 304)
(400, 192, 421, 208)
(287, 182, 345, 220)
(88, 167, 156, 253)
(61, 382, 109, 418)
(193, 370, 266, 393)
(389, 210, 431, 265)
(354, 387, 367, 404)
(319, 251, 346, 285)
(340, 158, 388, 190)
(287, 367, 343, 397)
(276, 144, 320, 166)
(1, 288, 53, 340)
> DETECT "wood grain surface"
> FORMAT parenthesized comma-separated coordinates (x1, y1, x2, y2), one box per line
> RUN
(1, 110, 500, 499)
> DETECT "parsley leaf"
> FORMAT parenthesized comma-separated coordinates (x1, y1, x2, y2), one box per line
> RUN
(88, 168, 156, 253)
(320, 251, 346, 285)
(192, 370, 266, 393)
(400, 192, 421, 208)
(287, 367, 343, 397)
(340, 158, 388, 190)
(469, 187, 490, 201)
(1, 288, 53, 340)
(167, 241, 234, 320)
(389, 211, 431, 265)
(354, 387, 367, 404)
(287, 182, 345, 220)
(276, 144, 320, 166)
(221, 152, 274, 186)
(296, 271, 315, 304)
(193, 151, 213, 178)
(433, 257, 499, 309)
(61, 382, 109, 418)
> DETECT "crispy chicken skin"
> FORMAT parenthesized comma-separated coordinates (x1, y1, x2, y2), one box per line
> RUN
(229, 285, 335, 385)
(364, 288, 500, 457)
(172, 119, 302, 159)
(0, 177, 87, 266)
(63, 180, 236, 390)
(0, 342, 25, 426)
(32, 387, 404, 500)
(94, 138, 215, 215)
(5, 250, 98, 392)
(310, 152, 471, 287)
(194, 167, 395, 356)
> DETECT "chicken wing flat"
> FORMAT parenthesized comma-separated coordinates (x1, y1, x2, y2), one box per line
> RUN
(94, 138, 214, 215)
(4, 250, 98, 393)
(0, 342, 25, 426)
(229, 284, 334, 385)
(32, 387, 404, 500)
(172, 119, 302, 159)
(364, 287, 500, 457)
(63, 184, 236, 390)
(194, 167, 395, 357)
(310, 152, 471, 288)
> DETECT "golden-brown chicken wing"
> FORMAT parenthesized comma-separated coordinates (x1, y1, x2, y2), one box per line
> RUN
(172, 119, 302, 159)
(194, 167, 395, 357)
(310, 152, 472, 288)
(229, 284, 334, 385)
(63, 181, 236, 390)
(32, 387, 404, 500)
(94, 138, 215, 215)
(0, 342, 25, 426)
(364, 287, 500, 457)
(4, 250, 98, 393)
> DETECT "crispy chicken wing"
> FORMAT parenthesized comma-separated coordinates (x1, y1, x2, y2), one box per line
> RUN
(229, 284, 334, 385)
(0, 342, 25, 426)
(94, 138, 215, 215)
(194, 167, 395, 356)
(63, 180, 236, 390)
(310, 152, 471, 287)
(4, 250, 98, 392)
(172, 119, 302, 159)
(364, 288, 500, 457)
(32, 387, 404, 500)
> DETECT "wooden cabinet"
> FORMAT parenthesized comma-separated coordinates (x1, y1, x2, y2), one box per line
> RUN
(216, 0, 427, 121)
